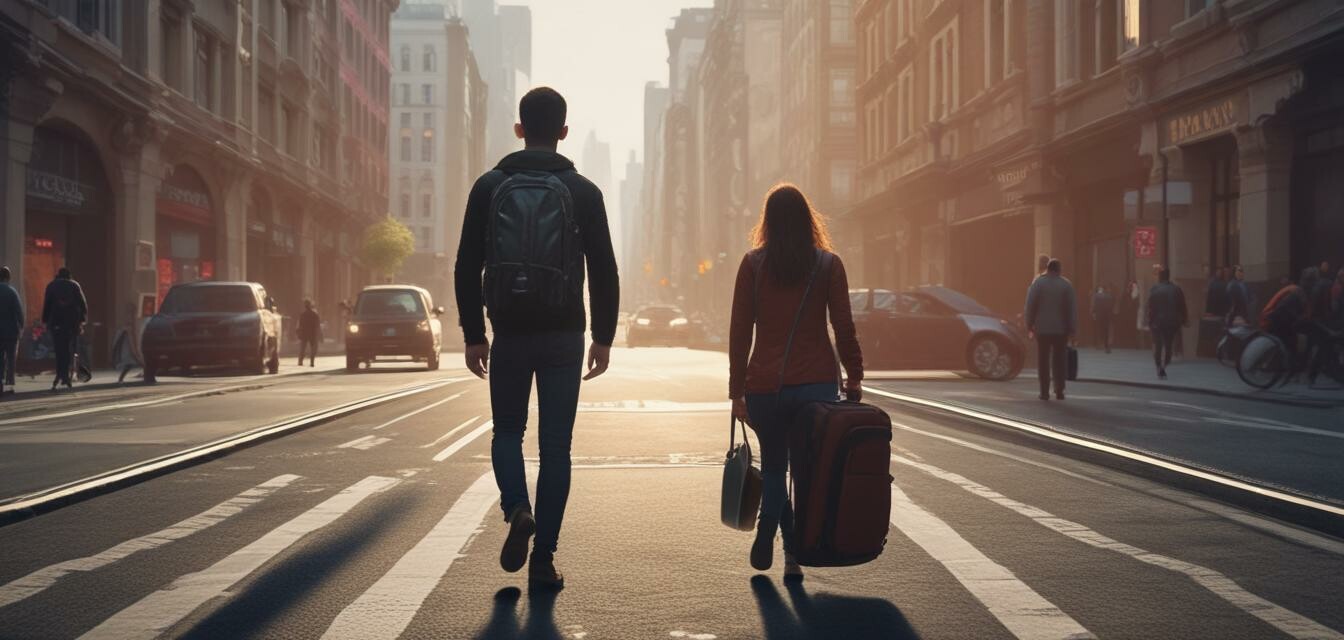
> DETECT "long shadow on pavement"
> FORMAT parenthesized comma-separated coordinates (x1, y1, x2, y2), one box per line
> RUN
(752, 574, 920, 639)
(476, 586, 562, 639)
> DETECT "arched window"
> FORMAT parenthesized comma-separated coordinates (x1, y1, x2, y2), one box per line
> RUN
(399, 46, 410, 72)
(423, 46, 436, 72)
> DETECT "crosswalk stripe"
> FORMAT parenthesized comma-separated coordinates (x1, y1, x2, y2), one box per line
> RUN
(320, 471, 498, 639)
(78, 475, 400, 640)
(889, 484, 1094, 639)
(893, 454, 1344, 640)
(337, 435, 391, 451)
(0, 475, 301, 610)
(420, 416, 481, 449)
(372, 392, 465, 430)
(432, 420, 493, 462)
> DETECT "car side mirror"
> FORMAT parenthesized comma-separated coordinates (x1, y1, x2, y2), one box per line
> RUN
(265, 297, 276, 312)
(433, 306, 445, 316)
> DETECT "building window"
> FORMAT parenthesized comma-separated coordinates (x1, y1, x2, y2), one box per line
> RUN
(259, 0, 275, 33)
(400, 193, 410, 218)
(61, 0, 121, 44)
(423, 113, 433, 129)
(1120, 0, 1140, 53)
(422, 84, 433, 105)
(887, 0, 913, 52)
(400, 46, 410, 72)
(160, 13, 182, 89)
(984, 0, 1009, 87)
(863, 19, 880, 80)
(421, 129, 434, 162)
(929, 19, 959, 121)
(829, 0, 853, 45)
(281, 104, 299, 157)
(831, 161, 854, 203)
(193, 28, 215, 111)
(421, 193, 432, 218)
(400, 84, 410, 105)
(400, 112, 411, 128)
(423, 46, 436, 72)
(258, 87, 275, 143)
(829, 68, 855, 127)
(1186, 0, 1212, 17)
(1054, 0, 1079, 87)
(400, 134, 411, 162)
(1210, 146, 1240, 271)
(897, 65, 915, 142)
(280, 2, 297, 58)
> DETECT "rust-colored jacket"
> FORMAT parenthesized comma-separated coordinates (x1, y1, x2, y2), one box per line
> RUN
(728, 249, 863, 399)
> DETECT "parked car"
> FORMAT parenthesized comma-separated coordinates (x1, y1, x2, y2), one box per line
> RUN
(141, 282, 282, 382)
(345, 285, 444, 371)
(627, 304, 692, 348)
(850, 286, 1027, 380)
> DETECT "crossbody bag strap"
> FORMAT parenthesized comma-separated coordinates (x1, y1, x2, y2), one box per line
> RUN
(778, 249, 826, 391)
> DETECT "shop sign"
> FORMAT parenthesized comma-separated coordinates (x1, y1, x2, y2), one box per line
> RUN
(26, 169, 96, 212)
(157, 167, 215, 226)
(1134, 226, 1159, 259)
(1164, 97, 1242, 147)
(994, 159, 1041, 191)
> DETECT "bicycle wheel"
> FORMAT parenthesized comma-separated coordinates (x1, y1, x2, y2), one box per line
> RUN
(1237, 333, 1288, 390)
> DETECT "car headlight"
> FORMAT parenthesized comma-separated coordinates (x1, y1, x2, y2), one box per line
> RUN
(416, 320, 430, 332)
(670, 318, 689, 327)
(347, 324, 360, 334)
(636, 318, 651, 326)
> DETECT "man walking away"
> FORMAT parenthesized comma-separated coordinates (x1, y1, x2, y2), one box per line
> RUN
(1227, 265, 1255, 326)
(297, 299, 320, 367)
(1025, 259, 1077, 400)
(455, 87, 620, 591)
(0, 267, 23, 395)
(1147, 268, 1188, 380)
(1090, 284, 1115, 353)
(41, 267, 87, 391)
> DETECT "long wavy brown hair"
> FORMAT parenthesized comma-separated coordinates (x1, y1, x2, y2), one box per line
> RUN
(751, 184, 833, 287)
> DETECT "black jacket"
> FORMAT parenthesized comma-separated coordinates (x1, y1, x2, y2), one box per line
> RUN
(1147, 281, 1188, 330)
(454, 150, 620, 346)
(41, 278, 87, 333)
(297, 309, 321, 340)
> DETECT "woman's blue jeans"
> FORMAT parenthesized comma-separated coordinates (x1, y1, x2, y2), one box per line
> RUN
(745, 383, 839, 548)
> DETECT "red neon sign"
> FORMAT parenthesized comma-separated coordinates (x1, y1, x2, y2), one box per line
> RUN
(32, 238, 54, 249)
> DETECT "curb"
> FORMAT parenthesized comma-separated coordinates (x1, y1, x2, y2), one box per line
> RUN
(864, 386, 1344, 538)
(0, 377, 466, 527)
(1075, 376, 1342, 409)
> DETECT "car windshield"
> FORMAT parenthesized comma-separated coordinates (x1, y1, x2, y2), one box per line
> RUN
(872, 290, 899, 311)
(160, 286, 257, 314)
(356, 290, 425, 317)
(638, 306, 683, 322)
(920, 287, 994, 316)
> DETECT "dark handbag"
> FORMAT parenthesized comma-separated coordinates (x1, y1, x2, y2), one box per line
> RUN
(1067, 345, 1079, 381)
(720, 417, 763, 531)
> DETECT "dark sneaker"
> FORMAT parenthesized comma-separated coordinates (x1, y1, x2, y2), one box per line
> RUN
(1038, 392, 1050, 401)
(500, 505, 535, 573)
(528, 554, 565, 590)
(1055, 392, 1065, 400)
(751, 527, 775, 571)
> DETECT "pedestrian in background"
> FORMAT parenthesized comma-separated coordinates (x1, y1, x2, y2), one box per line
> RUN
(1090, 283, 1115, 353)
(729, 184, 864, 579)
(0, 267, 23, 395)
(297, 299, 321, 367)
(41, 267, 87, 391)
(1025, 259, 1077, 401)
(1124, 280, 1144, 349)
(1148, 267, 1188, 380)
(1306, 266, 1335, 387)
(1331, 269, 1344, 325)
(1205, 266, 1230, 318)
(1227, 265, 1255, 326)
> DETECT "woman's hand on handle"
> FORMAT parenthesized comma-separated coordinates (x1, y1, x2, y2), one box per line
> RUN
(731, 397, 750, 425)
(844, 379, 863, 403)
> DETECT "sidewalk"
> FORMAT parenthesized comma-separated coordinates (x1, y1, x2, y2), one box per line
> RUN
(1065, 347, 1344, 407)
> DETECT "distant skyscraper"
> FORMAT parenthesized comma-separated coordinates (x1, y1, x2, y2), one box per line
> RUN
(458, 0, 533, 163)
(583, 132, 615, 255)
(620, 151, 645, 308)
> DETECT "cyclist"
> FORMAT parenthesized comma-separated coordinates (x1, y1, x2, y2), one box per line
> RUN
(1259, 269, 1313, 373)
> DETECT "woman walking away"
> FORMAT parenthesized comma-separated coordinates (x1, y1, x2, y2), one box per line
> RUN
(728, 184, 864, 581)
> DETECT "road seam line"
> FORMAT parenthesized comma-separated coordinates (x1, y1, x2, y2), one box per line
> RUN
(432, 420, 493, 462)
(372, 392, 465, 431)
(336, 435, 391, 451)
(420, 416, 481, 449)
(892, 454, 1344, 640)
(889, 483, 1095, 639)
(78, 475, 401, 640)
(0, 474, 301, 609)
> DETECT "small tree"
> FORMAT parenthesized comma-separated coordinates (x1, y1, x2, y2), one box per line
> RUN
(361, 217, 415, 280)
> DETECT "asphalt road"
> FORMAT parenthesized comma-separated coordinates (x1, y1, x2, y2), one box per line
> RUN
(0, 348, 1341, 639)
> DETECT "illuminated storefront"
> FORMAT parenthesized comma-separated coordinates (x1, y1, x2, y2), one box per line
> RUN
(155, 165, 217, 306)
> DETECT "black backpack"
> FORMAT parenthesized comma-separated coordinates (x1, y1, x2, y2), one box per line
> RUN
(483, 170, 583, 318)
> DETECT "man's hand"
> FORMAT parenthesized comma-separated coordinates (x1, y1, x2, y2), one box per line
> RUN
(583, 343, 611, 381)
(465, 342, 490, 379)
(731, 397, 750, 425)
(844, 379, 863, 403)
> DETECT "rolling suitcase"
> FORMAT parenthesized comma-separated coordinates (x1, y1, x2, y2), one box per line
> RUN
(1066, 345, 1079, 381)
(788, 400, 892, 567)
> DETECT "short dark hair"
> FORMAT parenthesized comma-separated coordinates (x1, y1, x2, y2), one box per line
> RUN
(1037, 254, 1050, 271)
(57, 267, 71, 279)
(0, 267, 9, 282)
(1158, 268, 1171, 282)
(1046, 259, 1062, 274)
(519, 87, 567, 145)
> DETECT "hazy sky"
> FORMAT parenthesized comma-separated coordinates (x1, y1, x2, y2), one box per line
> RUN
(506, 0, 711, 183)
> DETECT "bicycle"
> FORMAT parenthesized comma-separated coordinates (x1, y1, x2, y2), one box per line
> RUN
(1235, 332, 1291, 389)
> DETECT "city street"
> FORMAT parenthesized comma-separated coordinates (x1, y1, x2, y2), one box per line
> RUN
(1, 347, 1342, 639)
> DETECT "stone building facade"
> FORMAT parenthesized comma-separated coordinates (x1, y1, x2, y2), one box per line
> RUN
(1, 0, 398, 363)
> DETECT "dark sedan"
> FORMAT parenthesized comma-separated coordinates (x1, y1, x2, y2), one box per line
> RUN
(345, 286, 444, 371)
(851, 286, 1027, 380)
(627, 305, 692, 348)
(141, 282, 282, 382)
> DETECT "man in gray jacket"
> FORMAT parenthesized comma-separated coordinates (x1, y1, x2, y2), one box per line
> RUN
(0, 267, 24, 394)
(1025, 259, 1077, 400)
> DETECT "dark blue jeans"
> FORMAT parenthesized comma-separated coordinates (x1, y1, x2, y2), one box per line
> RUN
(489, 332, 584, 558)
(745, 383, 839, 548)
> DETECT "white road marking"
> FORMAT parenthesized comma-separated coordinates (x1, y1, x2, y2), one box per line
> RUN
(372, 392, 465, 431)
(1201, 417, 1344, 441)
(891, 422, 1113, 487)
(420, 416, 481, 449)
(0, 475, 300, 609)
(79, 475, 400, 640)
(432, 420, 494, 462)
(575, 400, 730, 413)
(889, 484, 1094, 639)
(892, 454, 1344, 640)
(320, 472, 498, 640)
(336, 435, 391, 451)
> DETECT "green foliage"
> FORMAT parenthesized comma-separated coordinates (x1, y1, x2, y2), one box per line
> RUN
(361, 217, 416, 278)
